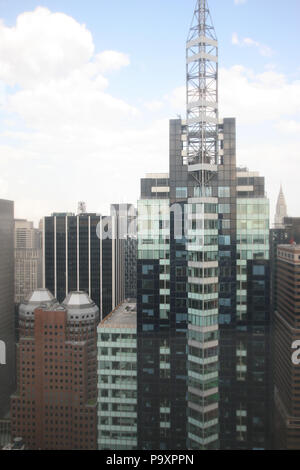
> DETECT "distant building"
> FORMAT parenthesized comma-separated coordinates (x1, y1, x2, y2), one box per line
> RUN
(97, 299, 137, 450)
(43, 208, 126, 320)
(274, 186, 288, 228)
(111, 203, 137, 299)
(11, 289, 98, 450)
(0, 199, 15, 418)
(274, 244, 300, 449)
(14, 219, 42, 304)
(125, 236, 137, 299)
(270, 219, 300, 318)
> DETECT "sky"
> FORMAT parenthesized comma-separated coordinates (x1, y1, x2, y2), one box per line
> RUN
(0, 0, 299, 225)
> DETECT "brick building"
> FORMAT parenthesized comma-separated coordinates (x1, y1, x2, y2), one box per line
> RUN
(11, 289, 98, 449)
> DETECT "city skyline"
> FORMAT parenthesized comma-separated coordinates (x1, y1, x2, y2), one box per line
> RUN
(0, 0, 299, 452)
(0, 0, 299, 224)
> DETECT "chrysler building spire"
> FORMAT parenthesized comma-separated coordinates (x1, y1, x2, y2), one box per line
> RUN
(274, 185, 288, 228)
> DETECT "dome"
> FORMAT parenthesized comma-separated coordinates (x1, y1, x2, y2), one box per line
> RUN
(62, 291, 99, 321)
(26, 289, 56, 304)
(19, 288, 58, 319)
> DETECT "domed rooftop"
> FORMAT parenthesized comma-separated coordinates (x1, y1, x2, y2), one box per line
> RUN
(63, 291, 93, 307)
(26, 289, 56, 304)
(19, 288, 58, 319)
(62, 291, 99, 321)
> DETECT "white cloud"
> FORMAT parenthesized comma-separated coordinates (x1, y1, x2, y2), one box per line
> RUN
(0, 7, 95, 88)
(156, 66, 300, 221)
(274, 120, 300, 134)
(165, 86, 186, 111)
(0, 177, 8, 197)
(0, 7, 169, 223)
(0, 7, 299, 225)
(152, 66, 300, 127)
(219, 66, 300, 124)
(144, 100, 164, 112)
(232, 32, 274, 57)
(234, 0, 247, 4)
(94, 50, 130, 74)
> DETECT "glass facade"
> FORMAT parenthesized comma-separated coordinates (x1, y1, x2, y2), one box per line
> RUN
(44, 213, 118, 320)
(187, 199, 219, 449)
(97, 303, 137, 450)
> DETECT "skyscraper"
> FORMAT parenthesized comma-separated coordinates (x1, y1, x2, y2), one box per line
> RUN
(274, 244, 300, 449)
(0, 199, 15, 418)
(43, 208, 125, 320)
(125, 236, 137, 299)
(137, 0, 271, 450)
(11, 289, 98, 450)
(14, 219, 42, 304)
(185, 0, 220, 449)
(269, 217, 300, 448)
(137, 152, 190, 449)
(97, 299, 137, 450)
(274, 186, 288, 228)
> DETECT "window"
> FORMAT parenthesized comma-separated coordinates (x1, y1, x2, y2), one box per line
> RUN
(176, 187, 187, 198)
(219, 235, 231, 245)
(142, 265, 154, 275)
(143, 324, 154, 332)
(220, 219, 230, 229)
(218, 187, 230, 198)
(253, 265, 265, 276)
(219, 298, 231, 307)
(219, 204, 230, 214)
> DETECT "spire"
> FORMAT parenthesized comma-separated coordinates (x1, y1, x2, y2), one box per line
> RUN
(186, 0, 218, 184)
(274, 185, 288, 228)
(188, 0, 217, 42)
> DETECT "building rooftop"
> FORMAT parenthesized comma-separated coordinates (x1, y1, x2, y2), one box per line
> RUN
(278, 243, 300, 251)
(63, 291, 94, 307)
(26, 288, 55, 304)
(145, 173, 169, 179)
(19, 288, 59, 319)
(99, 299, 136, 329)
(62, 291, 99, 320)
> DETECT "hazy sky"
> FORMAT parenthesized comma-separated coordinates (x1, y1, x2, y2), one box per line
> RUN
(0, 0, 299, 225)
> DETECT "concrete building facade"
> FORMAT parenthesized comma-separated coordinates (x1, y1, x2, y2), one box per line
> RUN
(14, 219, 42, 304)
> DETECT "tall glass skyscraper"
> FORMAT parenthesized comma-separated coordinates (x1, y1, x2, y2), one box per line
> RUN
(43, 208, 125, 320)
(137, 0, 271, 450)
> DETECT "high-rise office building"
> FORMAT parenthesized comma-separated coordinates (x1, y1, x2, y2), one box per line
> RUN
(125, 237, 137, 299)
(11, 289, 98, 450)
(111, 203, 137, 300)
(270, 218, 300, 317)
(274, 186, 288, 228)
(111, 204, 137, 303)
(137, 0, 271, 450)
(220, 166, 271, 450)
(269, 218, 300, 448)
(14, 219, 42, 304)
(0, 199, 15, 418)
(137, 166, 189, 450)
(43, 208, 125, 320)
(97, 299, 137, 450)
(274, 244, 300, 449)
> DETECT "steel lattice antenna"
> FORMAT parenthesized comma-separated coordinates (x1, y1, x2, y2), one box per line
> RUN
(186, 0, 219, 186)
